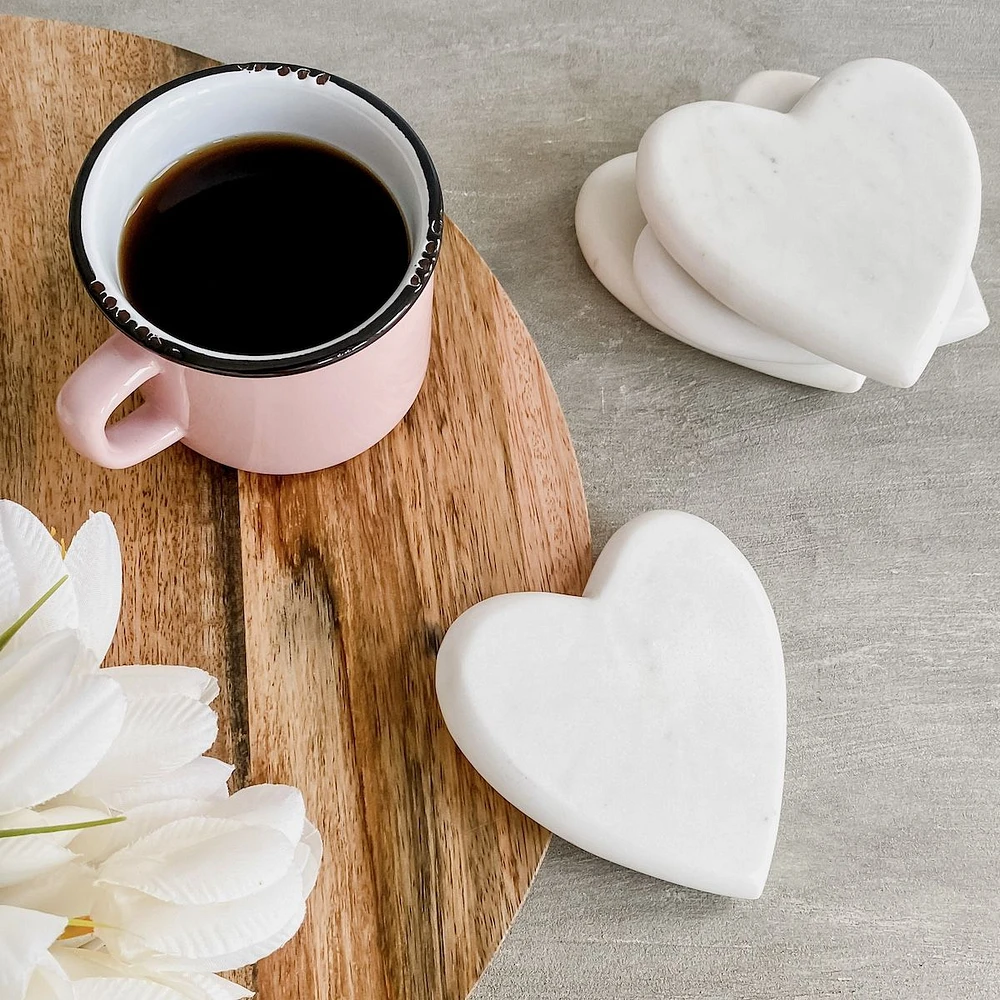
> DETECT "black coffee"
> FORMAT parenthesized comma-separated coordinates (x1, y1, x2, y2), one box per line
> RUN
(119, 134, 410, 355)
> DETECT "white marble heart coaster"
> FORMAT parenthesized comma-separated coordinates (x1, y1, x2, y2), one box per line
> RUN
(436, 511, 786, 899)
(944, 274, 990, 346)
(632, 215, 988, 381)
(729, 70, 821, 113)
(576, 70, 987, 392)
(576, 152, 866, 391)
(636, 58, 982, 386)
(727, 71, 988, 350)
(632, 223, 867, 391)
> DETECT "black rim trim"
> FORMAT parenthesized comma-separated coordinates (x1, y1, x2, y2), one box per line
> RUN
(68, 62, 444, 378)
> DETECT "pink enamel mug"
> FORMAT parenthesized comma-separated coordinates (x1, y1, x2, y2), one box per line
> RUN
(59, 63, 442, 474)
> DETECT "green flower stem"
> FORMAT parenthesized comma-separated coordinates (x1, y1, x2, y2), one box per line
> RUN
(0, 814, 125, 838)
(0, 575, 69, 652)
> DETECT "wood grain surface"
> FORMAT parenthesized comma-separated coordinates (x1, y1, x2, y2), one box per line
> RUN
(0, 15, 592, 998)
(1, 3, 996, 998)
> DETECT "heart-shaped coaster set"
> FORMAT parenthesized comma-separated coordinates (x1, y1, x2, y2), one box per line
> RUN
(437, 512, 786, 899)
(576, 59, 988, 391)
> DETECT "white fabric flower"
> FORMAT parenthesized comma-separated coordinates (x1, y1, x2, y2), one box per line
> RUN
(91, 785, 322, 972)
(0, 500, 323, 990)
(0, 501, 121, 668)
(0, 502, 127, 817)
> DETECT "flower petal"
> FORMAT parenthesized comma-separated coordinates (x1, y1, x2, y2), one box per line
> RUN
(0, 834, 76, 889)
(51, 948, 146, 982)
(54, 950, 253, 1000)
(0, 517, 16, 623)
(63, 512, 121, 669)
(51, 949, 127, 978)
(0, 806, 105, 888)
(0, 904, 66, 1000)
(157, 902, 307, 974)
(98, 815, 295, 904)
(72, 981, 182, 1000)
(24, 960, 73, 1000)
(297, 819, 323, 897)
(103, 758, 233, 811)
(0, 633, 79, 749)
(0, 501, 78, 651)
(100, 666, 219, 705)
(94, 866, 306, 971)
(0, 860, 97, 918)
(205, 785, 305, 846)
(0, 674, 126, 813)
(154, 972, 254, 1000)
(72, 800, 206, 865)
(73, 694, 217, 801)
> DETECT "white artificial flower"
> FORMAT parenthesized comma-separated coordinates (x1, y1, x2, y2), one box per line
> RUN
(0, 500, 324, 989)
(0, 501, 127, 816)
(90, 785, 322, 972)
(0, 504, 224, 820)
(0, 500, 121, 668)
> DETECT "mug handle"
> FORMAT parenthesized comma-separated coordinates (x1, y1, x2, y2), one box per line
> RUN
(56, 332, 187, 469)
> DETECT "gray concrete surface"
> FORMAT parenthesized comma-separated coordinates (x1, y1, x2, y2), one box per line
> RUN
(5, 1, 999, 996)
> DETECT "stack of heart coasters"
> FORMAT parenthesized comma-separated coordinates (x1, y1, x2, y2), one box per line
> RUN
(576, 59, 988, 391)
(436, 512, 786, 899)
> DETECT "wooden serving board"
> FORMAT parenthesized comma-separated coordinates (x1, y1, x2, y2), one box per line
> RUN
(0, 16, 591, 999)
